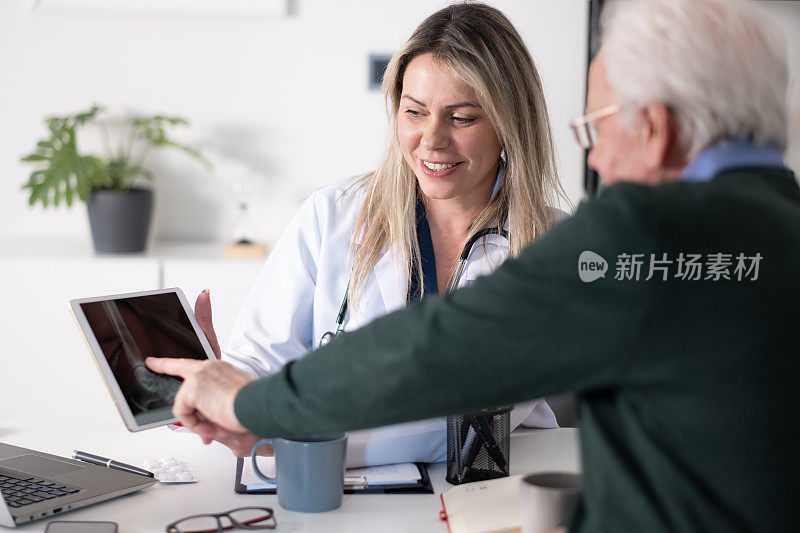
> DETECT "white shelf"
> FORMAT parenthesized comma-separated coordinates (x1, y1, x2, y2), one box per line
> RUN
(29, 0, 288, 18)
(0, 239, 265, 261)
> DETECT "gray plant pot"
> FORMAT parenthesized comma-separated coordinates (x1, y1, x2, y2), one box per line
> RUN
(87, 188, 153, 254)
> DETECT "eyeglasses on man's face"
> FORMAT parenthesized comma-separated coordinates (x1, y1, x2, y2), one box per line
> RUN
(569, 103, 621, 149)
(165, 506, 276, 532)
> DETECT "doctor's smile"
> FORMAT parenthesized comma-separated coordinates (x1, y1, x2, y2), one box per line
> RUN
(420, 159, 463, 177)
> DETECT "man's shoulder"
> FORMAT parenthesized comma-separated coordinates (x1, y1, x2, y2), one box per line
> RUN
(512, 185, 658, 276)
(564, 183, 659, 243)
(550, 167, 800, 263)
(651, 166, 796, 200)
(525, 167, 799, 263)
(592, 166, 798, 218)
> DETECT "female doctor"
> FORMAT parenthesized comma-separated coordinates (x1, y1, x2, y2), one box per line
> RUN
(202, 3, 569, 467)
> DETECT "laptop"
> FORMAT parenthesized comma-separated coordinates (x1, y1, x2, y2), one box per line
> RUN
(0, 442, 155, 527)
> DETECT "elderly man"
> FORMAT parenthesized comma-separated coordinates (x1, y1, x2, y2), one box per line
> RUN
(148, 0, 798, 530)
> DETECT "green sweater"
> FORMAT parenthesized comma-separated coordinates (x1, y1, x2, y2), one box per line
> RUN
(235, 167, 800, 532)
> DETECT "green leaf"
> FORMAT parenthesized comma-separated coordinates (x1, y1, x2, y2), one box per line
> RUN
(19, 106, 108, 208)
(26, 185, 39, 206)
(64, 177, 73, 208)
(21, 154, 48, 162)
(74, 104, 103, 125)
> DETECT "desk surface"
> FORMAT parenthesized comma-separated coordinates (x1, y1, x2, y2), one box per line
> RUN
(2, 422, 579, 532)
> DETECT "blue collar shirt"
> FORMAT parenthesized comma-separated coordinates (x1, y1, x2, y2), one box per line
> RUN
(680, 139, 785, 183)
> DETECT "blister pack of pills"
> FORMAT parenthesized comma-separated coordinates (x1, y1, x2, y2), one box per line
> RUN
(142, 457, 197, 483)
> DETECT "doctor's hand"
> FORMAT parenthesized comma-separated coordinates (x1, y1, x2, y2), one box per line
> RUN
(145, 357, 256, 452)
(194, 289, 221, 359)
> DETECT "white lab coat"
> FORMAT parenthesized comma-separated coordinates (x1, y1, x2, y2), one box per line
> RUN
(224, 176, 559, 468)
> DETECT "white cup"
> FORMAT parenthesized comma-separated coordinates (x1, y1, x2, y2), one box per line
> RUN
(520, 472, 582, 533)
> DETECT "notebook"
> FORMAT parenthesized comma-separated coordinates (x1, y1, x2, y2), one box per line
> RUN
(439, 475, 522, 533)
(0, 442, 155, 528)
(234, 457, 433, 494)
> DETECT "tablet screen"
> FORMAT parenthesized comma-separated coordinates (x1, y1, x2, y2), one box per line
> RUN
(79, 291, 208, 426)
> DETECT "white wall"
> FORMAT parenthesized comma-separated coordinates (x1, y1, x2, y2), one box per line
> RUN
(0, 0, 589, 250)
(764, 1, 800, 174)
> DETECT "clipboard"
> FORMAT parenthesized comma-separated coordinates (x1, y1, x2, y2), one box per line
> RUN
(234, 457, 434, 494)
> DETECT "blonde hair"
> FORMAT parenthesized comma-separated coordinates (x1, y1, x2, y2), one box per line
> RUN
(348, 2, 566, 306)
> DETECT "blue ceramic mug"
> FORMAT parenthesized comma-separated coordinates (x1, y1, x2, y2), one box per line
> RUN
(251, 434, 347, 513)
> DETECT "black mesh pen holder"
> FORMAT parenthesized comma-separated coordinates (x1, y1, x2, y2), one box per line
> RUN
(446, 404, 512, 485)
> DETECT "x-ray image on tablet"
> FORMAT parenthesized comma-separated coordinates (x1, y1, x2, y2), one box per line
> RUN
(70, 288, 216, 431)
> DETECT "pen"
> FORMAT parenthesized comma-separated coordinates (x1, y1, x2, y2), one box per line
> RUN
(72, 450, 155, 478)
(459, 425, 482, 470)
(470, 415, 508, 473)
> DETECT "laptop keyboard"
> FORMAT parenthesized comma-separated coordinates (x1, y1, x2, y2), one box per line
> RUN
(0, 472, 80, 508)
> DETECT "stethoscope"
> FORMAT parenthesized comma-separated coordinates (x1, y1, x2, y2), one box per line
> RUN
(319, 226, 510, 347)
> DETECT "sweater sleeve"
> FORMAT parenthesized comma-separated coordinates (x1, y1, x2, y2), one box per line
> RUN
(234, 185, 656, 438)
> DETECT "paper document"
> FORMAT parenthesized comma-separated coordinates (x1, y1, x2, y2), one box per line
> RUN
(345, 463, 422, 485)
(241, 456, 422, 490)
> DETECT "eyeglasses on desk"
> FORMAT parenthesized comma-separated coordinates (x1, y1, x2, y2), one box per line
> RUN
(165, 506, 276, 532)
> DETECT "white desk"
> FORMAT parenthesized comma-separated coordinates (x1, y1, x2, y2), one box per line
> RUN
(2, 420, 579, 532)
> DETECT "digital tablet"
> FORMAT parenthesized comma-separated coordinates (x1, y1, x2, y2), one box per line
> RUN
(70, 288, 217, 432)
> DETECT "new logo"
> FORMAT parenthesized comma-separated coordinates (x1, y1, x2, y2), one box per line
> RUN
(578, 251, 607, 282)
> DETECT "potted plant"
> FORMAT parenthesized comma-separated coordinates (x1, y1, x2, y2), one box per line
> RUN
(20, 104, 209, 253)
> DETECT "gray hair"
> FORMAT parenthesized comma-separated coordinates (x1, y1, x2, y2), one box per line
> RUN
(601, 0, 788, 159)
